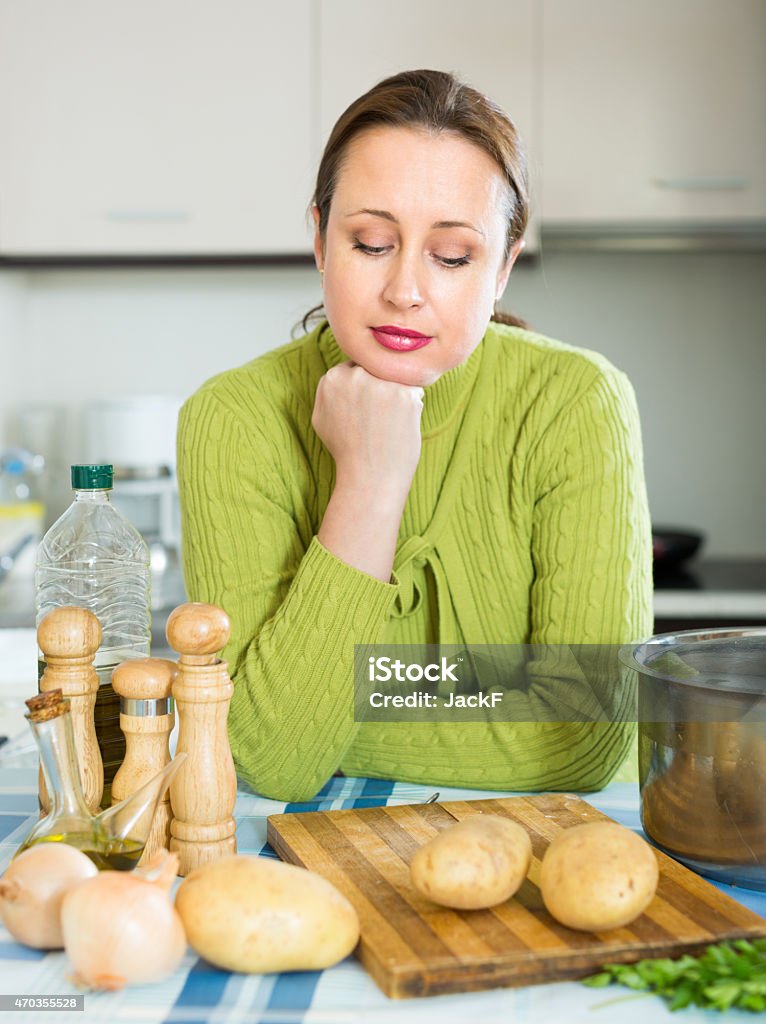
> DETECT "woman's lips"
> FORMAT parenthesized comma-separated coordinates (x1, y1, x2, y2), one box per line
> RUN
(371, 326, 433, 351)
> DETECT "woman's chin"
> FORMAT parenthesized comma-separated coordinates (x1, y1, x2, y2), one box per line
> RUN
(372, 367, 442, 388)
(360, 354, 446, 388)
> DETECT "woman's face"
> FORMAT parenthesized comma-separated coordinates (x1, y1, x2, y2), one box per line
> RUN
(313, 126, 524, 387)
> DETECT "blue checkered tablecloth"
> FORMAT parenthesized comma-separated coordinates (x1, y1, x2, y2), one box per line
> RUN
(0, 732, 764, 1024)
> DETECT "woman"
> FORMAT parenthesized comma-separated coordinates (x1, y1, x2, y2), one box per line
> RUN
(178, 69, 653, 802)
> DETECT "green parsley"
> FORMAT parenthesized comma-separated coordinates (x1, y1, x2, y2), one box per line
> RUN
(582, 939, 766, 1012)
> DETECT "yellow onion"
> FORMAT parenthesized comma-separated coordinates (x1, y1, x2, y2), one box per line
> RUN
(0, 844, 98, 949)
(61, 850, 186, 990)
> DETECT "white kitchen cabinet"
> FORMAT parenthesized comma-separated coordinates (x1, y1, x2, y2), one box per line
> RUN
(318, 0, 541, 251)
(541, 0, 766, 226)
(4, 2, 762, 258)
(0, 0, 315, 255)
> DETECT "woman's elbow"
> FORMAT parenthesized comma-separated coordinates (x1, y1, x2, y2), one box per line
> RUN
(233, 759, 331, 804)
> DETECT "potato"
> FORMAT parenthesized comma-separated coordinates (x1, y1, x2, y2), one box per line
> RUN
(175, 855, 360, 973)
(540, 821, 659, 932)
(410, 814, 532, 910)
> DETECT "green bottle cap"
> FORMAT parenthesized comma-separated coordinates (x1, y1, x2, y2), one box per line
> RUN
(71, 464, 113, 490)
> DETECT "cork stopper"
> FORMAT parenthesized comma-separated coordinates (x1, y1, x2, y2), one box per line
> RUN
(25, 689, 70, 723)
(166, 602, 231, 661)
(112, 658, 179, 701)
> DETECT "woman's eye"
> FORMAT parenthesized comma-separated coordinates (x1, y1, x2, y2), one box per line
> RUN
(351, 239, 471, 267)
(436, 254, 471, 268)
(352, 241, 390, 255)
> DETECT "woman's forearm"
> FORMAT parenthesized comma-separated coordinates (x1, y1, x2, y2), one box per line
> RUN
(317, 473, 409, 583)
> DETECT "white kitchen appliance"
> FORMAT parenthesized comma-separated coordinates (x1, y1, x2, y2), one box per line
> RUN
(83, 396, 185, 555)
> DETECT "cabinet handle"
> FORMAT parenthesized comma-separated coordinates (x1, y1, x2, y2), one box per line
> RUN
(651, 176, 748, 191)
(105, 210, 192, 223)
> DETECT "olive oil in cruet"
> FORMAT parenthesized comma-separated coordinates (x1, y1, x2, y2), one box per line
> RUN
(16, 690, 184, 870)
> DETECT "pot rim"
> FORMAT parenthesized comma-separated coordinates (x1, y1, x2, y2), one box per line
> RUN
(621, 625, 766, 694)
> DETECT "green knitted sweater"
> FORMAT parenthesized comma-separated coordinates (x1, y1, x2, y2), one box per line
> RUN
(177, 321, 653, 802)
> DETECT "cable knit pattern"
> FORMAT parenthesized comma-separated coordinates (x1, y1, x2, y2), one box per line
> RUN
(177, 321, 653, 801)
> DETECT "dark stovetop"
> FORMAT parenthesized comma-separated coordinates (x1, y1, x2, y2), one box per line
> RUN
(654, 558, 766, 591)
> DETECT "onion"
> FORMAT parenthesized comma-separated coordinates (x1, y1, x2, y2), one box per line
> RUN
(0, 844, 98, 949)
(61, 850, 186, 990)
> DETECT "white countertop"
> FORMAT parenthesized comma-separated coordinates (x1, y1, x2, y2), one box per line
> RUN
(0, 627, 37, 741)
(653, 558, 766, 620)
(654, 589, 766, 618)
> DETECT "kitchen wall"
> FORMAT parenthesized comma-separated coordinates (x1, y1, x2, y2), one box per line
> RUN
(0, 272, 24, 389)
(2, 247, 765, 556)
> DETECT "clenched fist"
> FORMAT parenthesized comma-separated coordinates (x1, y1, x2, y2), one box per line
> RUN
(312, 362, 424, 501)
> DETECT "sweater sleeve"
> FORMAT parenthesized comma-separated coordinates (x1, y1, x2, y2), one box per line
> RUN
(341, 364, 654, 793)
(177, 387, 399, 801)
(529, 365, 653, 646)
(502, 363, 653, 789)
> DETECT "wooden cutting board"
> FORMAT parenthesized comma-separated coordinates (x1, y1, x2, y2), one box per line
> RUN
(267, 793, 766, 999)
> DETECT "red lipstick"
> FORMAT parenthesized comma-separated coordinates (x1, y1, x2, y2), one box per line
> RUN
(371, 325, 433, 351)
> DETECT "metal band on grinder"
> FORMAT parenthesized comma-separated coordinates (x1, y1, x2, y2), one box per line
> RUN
(120, 697, 174, 717)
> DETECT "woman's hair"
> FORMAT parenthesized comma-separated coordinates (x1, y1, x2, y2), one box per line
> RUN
(299, 68, 529, 335)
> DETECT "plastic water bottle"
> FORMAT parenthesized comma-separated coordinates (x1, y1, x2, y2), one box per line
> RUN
(35, 464, 150, 802)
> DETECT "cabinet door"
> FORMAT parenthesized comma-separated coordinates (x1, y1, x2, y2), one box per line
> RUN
(0, 0, 314, 254)
(318, 0, 540, 250)
(541, 0, 766, 224)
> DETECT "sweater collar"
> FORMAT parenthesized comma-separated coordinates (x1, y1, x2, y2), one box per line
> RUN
(316, 322, 486, 438)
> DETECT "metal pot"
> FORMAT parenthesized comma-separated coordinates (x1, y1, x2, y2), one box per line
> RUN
(624, 627, 766, 891)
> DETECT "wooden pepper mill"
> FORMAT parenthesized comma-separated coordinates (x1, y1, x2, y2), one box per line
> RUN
(167, 602, 237, 876)
(111, 658, 179, 864)
(37, 606, 103, 813)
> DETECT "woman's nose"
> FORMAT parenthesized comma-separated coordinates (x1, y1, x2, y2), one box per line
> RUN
(381, 252, 425, 309)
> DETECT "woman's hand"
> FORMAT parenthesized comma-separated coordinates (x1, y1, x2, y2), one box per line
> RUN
(312, 362, 424, 582)
(312, 362, 424, 501)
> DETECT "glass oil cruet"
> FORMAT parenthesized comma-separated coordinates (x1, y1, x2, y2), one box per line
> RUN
(16, 689, 186, 870)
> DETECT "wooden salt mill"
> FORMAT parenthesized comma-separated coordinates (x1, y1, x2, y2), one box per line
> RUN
(111, 658, 178, 864)
(37, 606, 103, 813)
(167, 602, 237, 876)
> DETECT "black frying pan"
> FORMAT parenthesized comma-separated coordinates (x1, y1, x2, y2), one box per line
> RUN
(652, 526, 704, 569)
